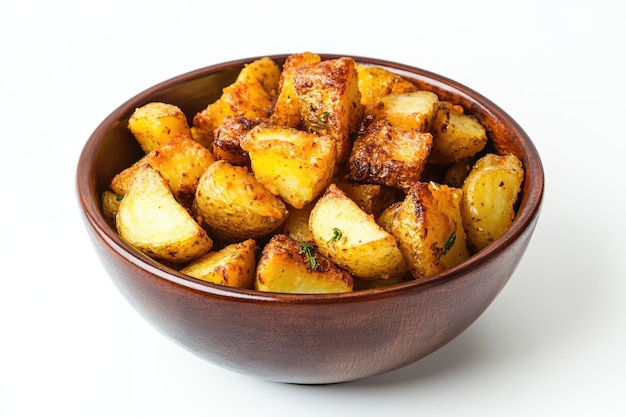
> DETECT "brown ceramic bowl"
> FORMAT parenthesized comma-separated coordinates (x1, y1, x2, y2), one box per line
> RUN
(76, 54, 544, 384)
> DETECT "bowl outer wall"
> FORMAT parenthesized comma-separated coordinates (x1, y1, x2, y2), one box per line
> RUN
(76, 54, 544, 384)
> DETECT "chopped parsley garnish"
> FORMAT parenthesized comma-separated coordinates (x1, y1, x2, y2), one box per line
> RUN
(298, 243, 318, 270)
(327, 227, 343, 244)
(442, 232, 456, 257)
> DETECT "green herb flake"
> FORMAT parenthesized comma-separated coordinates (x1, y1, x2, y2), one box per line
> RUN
(442, 232, 456, 256)
(298, 243, 318, 270)
(327, 227, 343, 244)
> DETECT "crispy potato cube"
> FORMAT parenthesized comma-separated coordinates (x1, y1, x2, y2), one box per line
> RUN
(254, 234, 353, 294)
(194, 160, 288, 243)
(235, 56, 281, 97)
(356, 64, 418, 106)
(366, 91, 439, 132)
(270, 52, 321, 128)
(334, 176, 403, 218)
(109, 134, 214, 206)
(294, 57, 363, 163)
(116, 165, 212, 263)
(429, 102, 488, 164)
(127, 102, 192, 153)
(281, 202, 316, 244)
(240, 123, 337, 209)
(192, 66, 274, 149)
(309, 184, 408, 280)
(212, 116, 264, 166)
(180, 239, 257, 289)
(346, 119, 433, 190)
(461, 153, 524, 252)
(391, 181, 470, 279)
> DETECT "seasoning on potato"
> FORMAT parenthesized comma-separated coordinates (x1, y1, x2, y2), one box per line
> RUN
(104, 52, 525, 294)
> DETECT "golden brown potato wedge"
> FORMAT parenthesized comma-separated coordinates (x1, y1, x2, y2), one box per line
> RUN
(194, 160, 288, 243)
(346, 119, 433, 190)
(180, 239, 257, 289)
(116, 164, 213, 263)
(294, 57, 363, 163)
(429, 102, 488, 164)
(356, 64, 418, 106)
(461, 153, 524, 252)
(254, 234, 353, 294)
(240, 123, 337, 209)
(309, 184, 408, 280)
(192, 58, 275, 148)
(270, 51, 321, 128)
(109, 134, 215, 206)
(366, 90, 439, 132)
(127, 102, 192, 153)
(391, 181, 470, 279)
(235, 56, 281, 97)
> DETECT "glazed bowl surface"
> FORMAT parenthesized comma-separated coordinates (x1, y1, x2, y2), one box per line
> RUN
(76, 54, 543, 384)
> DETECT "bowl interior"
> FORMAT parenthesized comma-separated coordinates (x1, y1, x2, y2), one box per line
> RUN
(78, 53, 544, 300)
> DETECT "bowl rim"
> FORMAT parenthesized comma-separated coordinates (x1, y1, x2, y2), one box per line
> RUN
(76, 53, 544, 304)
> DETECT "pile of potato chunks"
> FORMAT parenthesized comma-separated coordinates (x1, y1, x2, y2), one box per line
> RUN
(102, 52, 524, 294)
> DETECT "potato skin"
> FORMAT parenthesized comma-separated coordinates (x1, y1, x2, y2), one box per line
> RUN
(294, 57, 363, 163)
(356, 64, 418, 106)
(461, 153, 524, 252)
(346, 118, 433, 190)
(270, 52, 321, 129)
(254, 234, 353, 294)
(391, 181, 469, 279)
(194, 160, 288, 243)
(127, 102, 192, 153)
(180, 239, 257, 289)
(192, 57, 276, 148)
(116, 165, 212, 263)
(212, 116, 264, 166)
(109, 134, 214, 207)
(309, 184, 408, 280)
(429, 102, 488, 164)
(366, 90, 439, 132)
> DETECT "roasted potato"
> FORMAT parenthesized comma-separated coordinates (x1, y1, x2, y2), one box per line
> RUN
(334, 177, 403, 218)
(127, 102, 192, 153)
(281, 202, 316, 244)
(212, 116, 264, 166)
(194, 160, 288, 243)
(429, 101, 488, 164)
(180, 239, 257, 289)
(294, 57, 363, 163)
(191, 57, 276, 148)
(101, 190, 122, 223)
(391, 181, 470, 279)
(461, 153, 524, 252)
(254, 234, 353, 294)
(356, 64, 418, 106)
(309, 184, 408, 280)
(235, 56, 281, 97)
(366, 90, 439, 132)
(240, 123, 337, 209)
(346, 119, 433, 190)
(109, 134, 214, 206)
(270, 51, 321, 128)
(116, 164, 213, 263)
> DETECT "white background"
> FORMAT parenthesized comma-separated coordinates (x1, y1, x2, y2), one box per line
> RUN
(1, 1, 625, 416)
